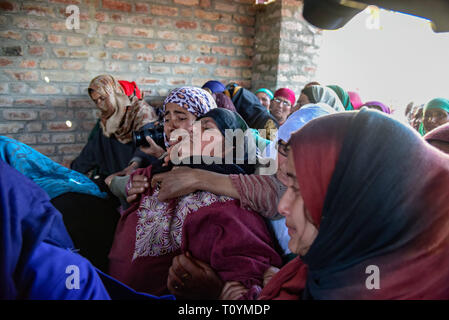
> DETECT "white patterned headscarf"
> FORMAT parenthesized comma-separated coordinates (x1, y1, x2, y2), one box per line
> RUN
(163, 86, 217, 117)
(162, 87, 217, 147)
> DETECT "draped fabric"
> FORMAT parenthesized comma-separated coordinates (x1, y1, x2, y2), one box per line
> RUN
(327, 85, 353, 110)
(289, 109, 449, 299)
(0, 135, 106, 199)
(361, 101, 391, 114)
(300, 86, 345, 112)
(0, 159, 74, 299)
(424, 122, 449, 143)
(419, 98, 449, 136)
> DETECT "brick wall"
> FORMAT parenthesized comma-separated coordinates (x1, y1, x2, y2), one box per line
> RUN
(0, 0, 320, 167)
(251, 0, 321, 97)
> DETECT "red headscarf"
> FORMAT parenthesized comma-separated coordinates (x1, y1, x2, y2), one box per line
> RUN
(274, 88, 296, 107)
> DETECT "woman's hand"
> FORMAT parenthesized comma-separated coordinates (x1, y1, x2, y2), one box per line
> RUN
(105, 162, 138, 187)
(151, 167, 200, 201)
(167, 252, 223, 300)
(219, 282, 249, 300)
(125, 175, 149, 203)
(140, 136, 165, 158)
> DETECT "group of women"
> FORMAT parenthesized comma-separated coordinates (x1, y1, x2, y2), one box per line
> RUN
(2, 74, 449, 300)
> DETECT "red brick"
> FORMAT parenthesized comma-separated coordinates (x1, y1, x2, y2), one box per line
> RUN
(0, 30, 22, 40)
(195, 33, 219, 43)
(5, 71, 38, 81)
(28, 46, 45, 55)
(0, 97, 13, 106)
(20, 60, 37, 68)
(214, 24, 237, 33)
(180, 8, 193, 17)
(212, 46, 235, 56)
(232, 36, 254, 46)
(169, 78, 187, 86)
(26, 31, 44, 42)
(111, 13, 125, 23)
(154, 55, 178, 63)
(214, 67, 241, 78)
(128, 42, 145, 49)
(26, 122, 43, 132)
(219, 58, 229, 66)
(34, 145, 55, 156)
(95, 12, 108, 22)
(0, 123, 24, 134)
(136, 53, 153, 62)
(135, 3, 150, 13)
(230, 58, 253, 68)
(69, 50, 89, 58)
(106, 40, 125, 49)
(149, 66, 171, 74)
(215, 2, 236, 12)
(0, 58, 13, 66)
(158, 31, 177, 40)
(9, 83, 29, 94)
(33, 85, 60, 94)
(175, 20, 198, 30)
(49, 0, 81, 4)
(112, 26, 131, 36)
(194, 9, 219, 21)
(103, 0, 132, 12)
(199, 0, 211, 8)
(48, 34, 63, 44)
(66, 36, 84, 46)
(97, 24, 111, 35)
(179, 56, 191, 64)
(137, 77, 161, 85)
(156, 18, 173, 28)
(195, 56, 217, 64)
(3, 110, 38, 121)
(174, 0, 199, 5)
(174, 66, 194, 75)
(17, 134, 37, 145)
(47, 121, 75, 132)
(111, 52, 133, 60)
(39, 110, 57, 120)
(62, 60, 83, 70)
(14, 98, 47, 106)
(164, 42, 183, 51)
(0, 83, 7, 94)
(14, 17, 47, 29)
(127, 16, 153, 25)
(132, 28, 153, 38)
(146, 43, 158, 50)
(22, 4, 54, 17)
(233, 14, 255, 26)
(53, 48, 68, 57)
(52, 133, 75, 143)
(151, 5, 178, 16)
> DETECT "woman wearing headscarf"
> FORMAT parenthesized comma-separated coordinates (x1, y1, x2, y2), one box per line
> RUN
(297, 85, 345, 112)
(424, 122, 449, 154)
(108, 91, 281, 298)
(259, 108, 449, 299)
(360, 101, 391, 114)
(71, 74, 158, 182)
(327, 85, 354, 110)
(255, 88, 274, 110)
(420, 97, 449, 136)
(162, 104, 337, 299)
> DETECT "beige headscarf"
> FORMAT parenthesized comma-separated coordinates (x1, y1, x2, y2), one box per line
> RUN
(88, 74, 157, 144)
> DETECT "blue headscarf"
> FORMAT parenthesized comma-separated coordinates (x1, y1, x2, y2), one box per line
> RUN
(0, 136, 106, 199)
(202, 80, 226, 93)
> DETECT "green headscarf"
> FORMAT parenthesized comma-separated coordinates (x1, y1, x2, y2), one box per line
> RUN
(327, 85, 353, 110)
(255, 88, 274, 100)
(420, 98, 449, 135)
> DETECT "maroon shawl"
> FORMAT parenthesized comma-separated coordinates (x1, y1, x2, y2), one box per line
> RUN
(108, 165, 282, 297)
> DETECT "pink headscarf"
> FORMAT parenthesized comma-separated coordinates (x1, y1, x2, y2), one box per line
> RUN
(348, 91, 363, 110)
(274, 88, 296, 106)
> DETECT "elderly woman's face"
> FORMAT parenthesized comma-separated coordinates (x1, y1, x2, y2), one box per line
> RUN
(277, 150, 318, 256)
(423, 108, 449, 133)
(164, 103, 197, 146)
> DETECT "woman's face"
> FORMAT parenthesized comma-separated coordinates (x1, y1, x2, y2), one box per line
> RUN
(256, 92, 271, 110)
(90, 90, 114, 125)
(297, 93, 310, 109)
(277, 150, 318, 255)
(423, 108, 449, 133)
(198, 117, 225, 157)
(164, 103, 197, 146)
